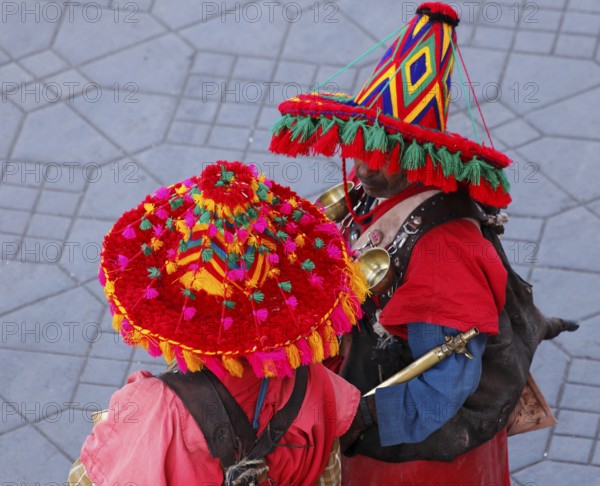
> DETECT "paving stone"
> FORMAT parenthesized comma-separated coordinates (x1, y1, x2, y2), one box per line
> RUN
(471, 26, 514, 50)
(36, 188, 82, 216)
(515, 30, 556, 54)
(537, 207, 600, 272)
(504, 53, 600, 115)
(72, 91, 177, 153)
(257, 105, 282, 129)
(217, 102, 261, 126)
(520, 8, 563, 32)
(90, 328, 133, 361)
(529, 341, 569, 408)
(248, 129, 273, 154)
(319, 64, 358, 94)
(0, 286, 103, 355)
(341, 0, 416, 39)
(593, 443, 600, 466)
(503, 216, 544, 242)
(568, 359, 600, 386)
(0, 395, 28, 435)
(529, 269, 600, 323)
(457, 47, 508, 88)
(493, 118, 541, 148)
(127, 359, 168, 377)
(526, 86, 600, 139)
(508, 427, 551, 471)
(151, 0, 220, 28)
(0, 425, 72, 484)
(0, 61, 34, 87)
(562, 12, 600, 35)
(0, 2, 58, 58)
(572, 0, 600, 13)
(554, 410, 599, 438)
(0, 349, 84, 408)
(81, 357, 129, 387)
(560, 383, 600, 412)
(176, 98, 219, 123)
(167, 121, 210, 145)
(73, 383, 120, 411)
(182, 14, 288, 57)
(78, 159, 157, 219)
(20, 49, 69, 78)
(58, 217, 112, 282)
(518, 137, 600, 202)
(35, 405, 94, 460)
(555, 34, 597, 59)
(12, 103, 121, 164)
(0, 183, 39, 211)
(501, 166, 576, 218)
(40, 68, 93, 104)
(548, 435, 593, 463)
(184, 73, 230, 99)
(514, 461, 600, 485)
(27, 213, 72, 240)
(283, 15, 375, 64)
(135, 144, 245, 186)
(80, 33, 194, 96)
(233, 56, 277, 82)
(0, 101, 23, 157)
(207, 125, 251, 150)
(54, 6, 166, 65)
(274, 60, 317, 86)
(191, 51, 236, 76)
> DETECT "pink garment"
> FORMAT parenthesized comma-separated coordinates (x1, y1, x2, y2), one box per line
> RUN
(81, 364, 359, 485)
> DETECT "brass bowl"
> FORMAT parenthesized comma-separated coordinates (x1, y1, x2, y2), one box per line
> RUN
(358, 248, 395, 295)
(315, 181, 357, 222)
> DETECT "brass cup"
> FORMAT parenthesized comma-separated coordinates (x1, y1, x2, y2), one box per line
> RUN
(315, 181, 357, 222)
(358, 248, 395, 295)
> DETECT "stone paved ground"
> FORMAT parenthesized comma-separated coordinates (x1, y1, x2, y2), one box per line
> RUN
(0, 1, 599, 484)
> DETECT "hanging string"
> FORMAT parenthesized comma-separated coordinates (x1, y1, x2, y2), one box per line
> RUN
(314, 24, 409, 92)
(449, 38, 480, 144)
(456, 44, 494, 148)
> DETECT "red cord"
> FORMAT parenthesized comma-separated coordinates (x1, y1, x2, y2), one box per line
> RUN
(456, 45, 494, 149)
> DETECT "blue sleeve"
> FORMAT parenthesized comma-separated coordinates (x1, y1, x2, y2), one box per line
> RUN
(374, 322, 487, 447)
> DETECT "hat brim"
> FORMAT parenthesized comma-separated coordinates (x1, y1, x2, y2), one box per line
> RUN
(270, 93, 512, 208)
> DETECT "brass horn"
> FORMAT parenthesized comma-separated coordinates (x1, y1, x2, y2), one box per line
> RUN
(315, 181, 358, 222)
(357, 247, 395, 295)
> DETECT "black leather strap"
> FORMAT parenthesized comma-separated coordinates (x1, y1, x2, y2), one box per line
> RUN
(390, 191, 488, 282)
(159, 366, 309, 469)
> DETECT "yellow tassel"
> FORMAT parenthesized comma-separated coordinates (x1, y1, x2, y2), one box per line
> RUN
(138, 337, 149, 350)
(263, 361, 277, 378)
(323, 323, 339, 357)
(287, 253, 297, 264)
(341, 292, 357, 322)
(175, 220, 191, 240)
(349, 259, 370, 302)
(166, 261, 179, 274)
(160, 341, 175, 363)
(285, 343, 301, 368)
(294, 234, 305, 248)
(112, 313, 124, 331)
(222, 356, 244, 377)
(289, 197, 298, 208)
(175, 185, 187, 196)
(143, 203, 155, 213)
(151, 238, 163, 251)
(179, 271, 194, 288)
(183, 350, 203, 372)
(308, 331, 324, 363)
(104, 280, 115, 297)
(267, 267, 280, 278)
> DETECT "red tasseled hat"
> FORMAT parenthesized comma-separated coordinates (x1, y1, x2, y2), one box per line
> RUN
(99, 161, 368, 378)
(269, 2, 512, 208)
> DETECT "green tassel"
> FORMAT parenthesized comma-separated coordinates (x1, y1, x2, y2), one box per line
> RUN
(170, 197, 184, 210)
(402, 140, 426, 170)
(189, 186, 200, 196)
(199, 211, 211, 224)
(278, 281, 292, 292)
(436, 147, 456, 177)
(250, 291, 264, 303)
(497, 170, 511, 194)
(292, 209, 304, 222)
(270, 114, 292, 136)
(290, 117, 316, 143)
(318, 117, 336, 135)
(182, 288, 196, 300)
(364, 123, 388, 152)
(276, 230, 288, 241)
(139, 217, 152, 231)
(227, 253, 239, 266)
(166, 218, 174, 230)
(461, 158, 482, 185)
(340, 118, 363, 145)
(301, 259, 316, 272)
(479, 160, 500, 189)
(193, 205, 203, 215)
(223, 300, 236, 309)
(178, 240, 189, 253)
(388, 133, 404, 153)
(241, 251, 255, 265)
(142, 243, 153, 256)
(314, 237, 325, 249)
(147, 267, 161, 279)
(246, 207, 258, 219)
(201, 248, 213, 262)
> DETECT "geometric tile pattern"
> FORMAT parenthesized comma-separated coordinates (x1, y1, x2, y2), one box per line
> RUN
(1, 1, 599, 483)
